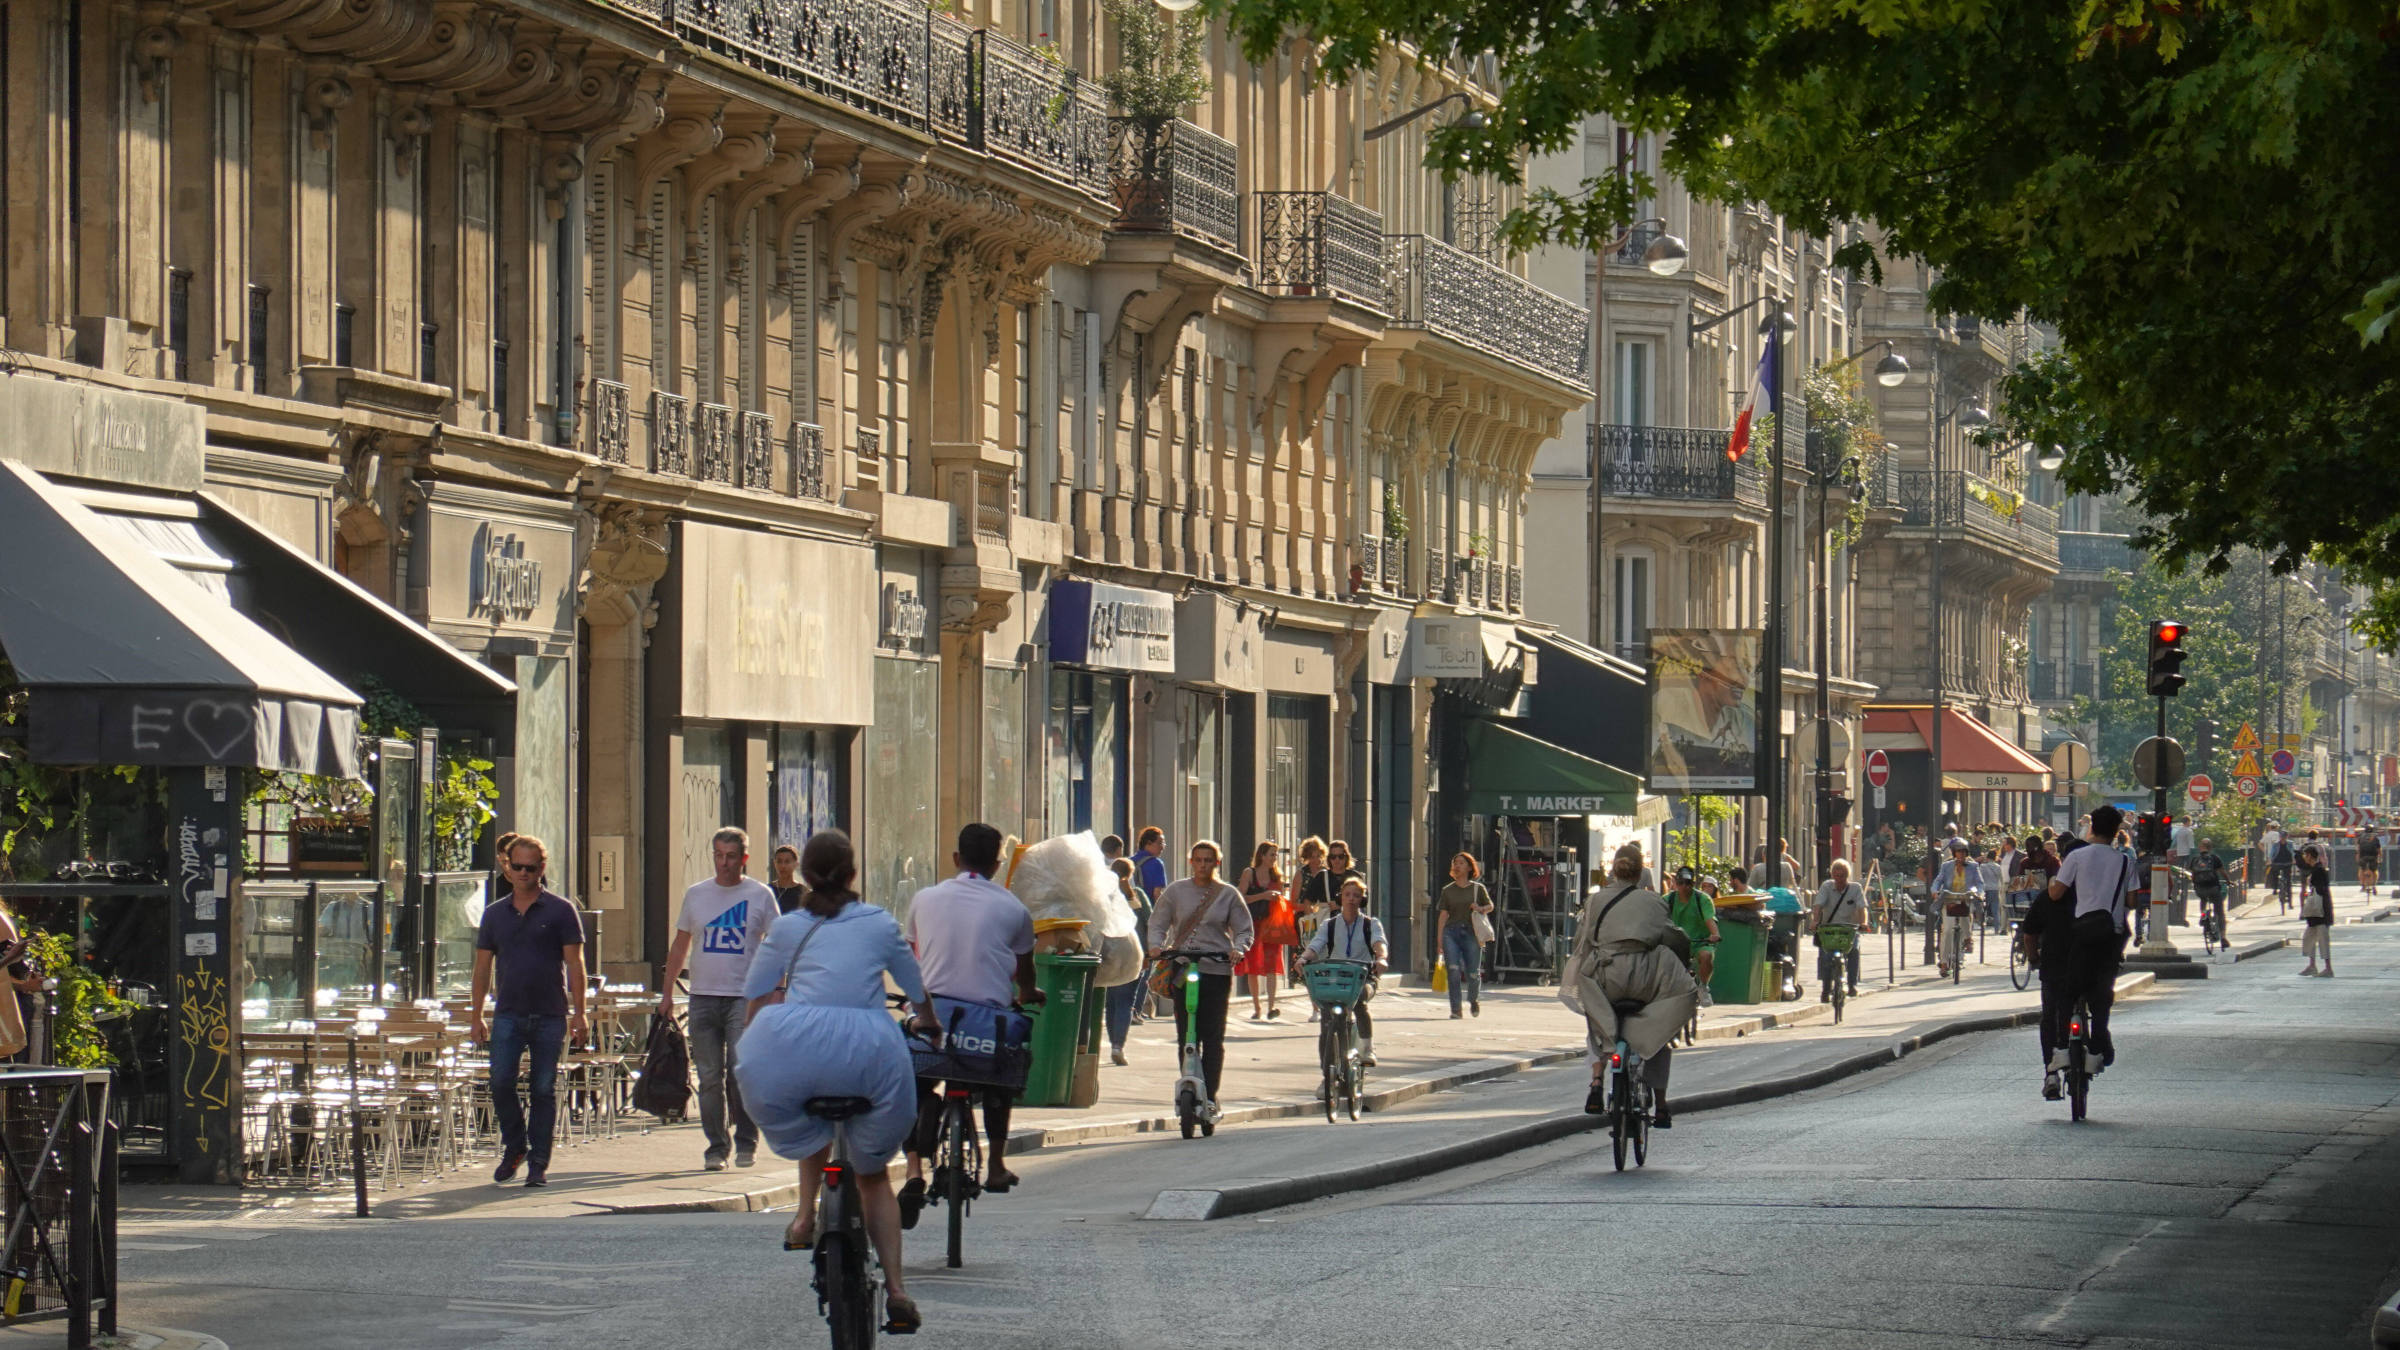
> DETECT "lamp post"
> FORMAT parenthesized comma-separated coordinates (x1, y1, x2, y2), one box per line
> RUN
(1928, 385, 1990, 838)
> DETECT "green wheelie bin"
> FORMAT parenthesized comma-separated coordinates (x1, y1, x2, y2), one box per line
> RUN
(1709, 903, 1771, 1005)
(1021, 952, 1102, 1108)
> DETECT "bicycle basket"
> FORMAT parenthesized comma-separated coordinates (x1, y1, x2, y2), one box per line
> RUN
(1303, 959, 1370, 1006)
(1815, 924, 1856, 954)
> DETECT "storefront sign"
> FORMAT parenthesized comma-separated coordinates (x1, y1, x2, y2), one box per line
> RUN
(0, 372, 204, 492)
(1408, 617, 1497, 680)
(1051, 579, 1176, 674)
(290, 818, 374, 876)
(880, 582, 929, 648)
(468, 524, 545, 621)
(680, 523, 873, 726)
(1176, 593, 1261, 691)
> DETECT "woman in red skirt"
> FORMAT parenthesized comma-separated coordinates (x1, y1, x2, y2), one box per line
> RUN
(1235, 841, 1287, 1020)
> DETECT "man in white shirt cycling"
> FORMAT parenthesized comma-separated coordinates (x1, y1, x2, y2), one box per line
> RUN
(2045, 804, 2137, 1070)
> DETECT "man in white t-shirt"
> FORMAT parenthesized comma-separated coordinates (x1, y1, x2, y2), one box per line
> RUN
(901, 823, 1040, 1216)
(2046, 805, 2138, 1070)
(660, 826, 777, 1171)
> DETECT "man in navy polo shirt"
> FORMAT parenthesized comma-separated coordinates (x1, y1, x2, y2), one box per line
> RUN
(470, 834, 589, 1187)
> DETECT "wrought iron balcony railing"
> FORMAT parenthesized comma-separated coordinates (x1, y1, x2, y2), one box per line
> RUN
(1382, 234, 1589, 384)
(1875, 467, 2060, 561)
(1591, 424, 1767, 507)
(1255, 192, 1385, 306)
(2057, 530, 2136, 576)
(661, 0, 1108, 199)
(2030, 658, 2059, 702)
(1108, 119, 1241, 255)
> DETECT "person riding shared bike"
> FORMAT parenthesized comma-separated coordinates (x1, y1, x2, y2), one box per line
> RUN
(1300, 876, 1388, 1076)
(1564, 844, 1700, 1129)
(1665, 866, 1720, 1007)
(2044, 804, 2137, 1075)
(1931, 838, 1981, 977)
(1808, 859, 1866, 1000)
(2016, 847, 2084, 1100)
(2189, 836, 2229, 948)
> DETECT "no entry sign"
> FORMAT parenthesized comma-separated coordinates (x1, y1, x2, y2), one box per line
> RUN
(1865, 749, 1891, 789)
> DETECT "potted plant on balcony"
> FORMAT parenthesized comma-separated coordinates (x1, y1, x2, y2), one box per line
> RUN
(1101, 0, 1209, 222)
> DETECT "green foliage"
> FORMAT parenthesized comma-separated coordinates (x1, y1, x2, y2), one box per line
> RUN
(1, 658, 158, 880)
(355, 676, 426, 743)
(1100, 0, 1210, 123)
(1664, 795, 1742, 881)
(249, 771, 373, 821)
(17, 929, 131, 1069)
(1215, 0, 2400, 646)
(1381, 482, 1410, 540)
(430, 749, 498, 872)
(1806, 364, 1889, 552)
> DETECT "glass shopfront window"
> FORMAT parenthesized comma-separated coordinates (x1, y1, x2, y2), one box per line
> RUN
(1049, 670, 1128, 841)
(511, 654, 570, 885)
(774, 726, 846, 855)
(1266, 694, 1328, 853)
(868, 657, 940, 922)
(984, 667, 1028, 838)
(1177, 688, 1224, 855)
(675, 725, 740, 896)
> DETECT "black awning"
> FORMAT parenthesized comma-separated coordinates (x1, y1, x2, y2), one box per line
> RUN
(1517, 631, 1651, 781)
(196, 493, 517, 747)
(0, 462, 360, 775)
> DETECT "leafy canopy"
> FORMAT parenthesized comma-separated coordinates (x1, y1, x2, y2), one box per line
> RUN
(1214, 0, 2400, 641)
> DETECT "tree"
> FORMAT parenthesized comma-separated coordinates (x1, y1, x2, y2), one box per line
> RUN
(1215, 0, 2400, 640)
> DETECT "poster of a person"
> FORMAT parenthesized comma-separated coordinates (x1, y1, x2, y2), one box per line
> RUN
(1649, 628, 1762, 792)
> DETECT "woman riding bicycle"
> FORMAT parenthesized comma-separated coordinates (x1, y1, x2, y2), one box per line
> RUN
(737, 830, 939, 1334)
(1300, 876, 1388, 1066)
(1563, 844, 1699, 1129)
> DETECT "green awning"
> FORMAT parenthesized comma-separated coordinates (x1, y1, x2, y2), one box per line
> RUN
(1463, 718, 1644, 817)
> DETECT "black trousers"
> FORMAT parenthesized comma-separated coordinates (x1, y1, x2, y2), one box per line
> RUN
(1172, 970, 1233, 1098)
(911, 1080, 1014, 1164)
(2036, 964, 2074, 1064)
(2061, 934, 2120, 1060)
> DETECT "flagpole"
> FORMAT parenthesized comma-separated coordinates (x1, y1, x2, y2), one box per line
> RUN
(1764, 316, 1786, 887)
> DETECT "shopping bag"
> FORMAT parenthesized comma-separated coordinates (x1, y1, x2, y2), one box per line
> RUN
(1430, 958, 1448, 994)
(1258, 896, 1300, 946)
(1470, 909, 1497, 946)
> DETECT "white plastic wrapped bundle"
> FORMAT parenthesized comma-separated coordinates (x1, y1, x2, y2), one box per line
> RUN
(1006, 831, 1139, 940)
(1092, 932, 1143, 988)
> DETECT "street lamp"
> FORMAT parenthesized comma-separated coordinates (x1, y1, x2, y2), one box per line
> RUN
(1687, 294, 1796, 345)
(2037, 444, 2066, 471)
(1364, 91, 1487, 141)
(1820, 337, 1911, 388)
(1926, 389, 1990, 838)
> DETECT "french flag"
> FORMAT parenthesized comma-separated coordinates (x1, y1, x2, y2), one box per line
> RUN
(1726, 328, 1779, 462)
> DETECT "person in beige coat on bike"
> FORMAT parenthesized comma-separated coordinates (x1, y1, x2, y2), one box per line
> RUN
(1562, 843, 1700, 1128)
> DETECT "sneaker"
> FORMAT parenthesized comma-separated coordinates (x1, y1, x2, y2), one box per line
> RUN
(1359, 1042, 1377, 1068)
(525, 1162, 549, 1188)
(1698, 988, 1715, 1008)
(1110, 1046, 1128, 1066)
(735, 1148, 756, 1169)
(1450, 1010, 1464, 1020)
(494, 1150, 526, 1184)
(1584, 1081, 1608, 1115)
(1470, 1001, 1480, 1018)
(703, 1154, 728, 1173)
(2042, 1071, 2062, 1101)
(2301, 964, 2318, 977)
(898, 1176, 927, 1230)
(1651, 1103, 1673, 1130)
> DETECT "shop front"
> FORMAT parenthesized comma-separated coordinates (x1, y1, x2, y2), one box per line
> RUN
(650, 523, 873, 956)
(1259, 629, 1339, 861)
(1861, 704, 2052, 841)
(1165, 593, 1261, 861)
(1046, 579, 1176, 846)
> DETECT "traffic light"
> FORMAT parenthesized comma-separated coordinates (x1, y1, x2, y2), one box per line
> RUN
(1820, 792, 1853, 828)
(2147, 619, 2189, 697)
(2193, 719, 2218, 771)
(2134, 811, 2176, 855)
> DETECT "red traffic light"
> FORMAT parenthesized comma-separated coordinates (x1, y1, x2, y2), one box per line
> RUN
(2155, 621, 2183, 643)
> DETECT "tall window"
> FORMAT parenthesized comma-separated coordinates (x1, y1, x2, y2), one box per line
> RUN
(877, 292, 906, 492)
(1613, 550, 1653, 662)
(1613, 339, 1652, 427)
(1012, 305, 1033, 512)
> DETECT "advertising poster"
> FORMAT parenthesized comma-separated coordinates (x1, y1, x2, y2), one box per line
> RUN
(1648, 628, 1762, 792)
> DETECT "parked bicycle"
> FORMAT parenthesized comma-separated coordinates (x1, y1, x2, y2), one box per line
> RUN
(1304, 957, 1373, 1122)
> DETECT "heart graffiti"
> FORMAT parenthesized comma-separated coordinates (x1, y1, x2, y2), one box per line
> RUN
(181, 699, 253, 761)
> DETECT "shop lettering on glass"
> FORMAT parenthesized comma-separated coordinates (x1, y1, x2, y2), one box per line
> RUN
(880, 582, 928, 649)
(1088, 594, 1173, 666)
(730, 574, 827, 678)
(468, 523, 545, 621)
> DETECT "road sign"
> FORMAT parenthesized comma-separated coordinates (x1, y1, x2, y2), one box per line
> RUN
(1865, 749, 1891, 788)
(2232, 750, 2263, 777)
(2049, 741, 2092, 783)
(2133, 736, 2186, 790)
(2188, 774, 2215, 804)
(2269, 732, 2305, 749)
(2236, 775, 2262, 798)
(2297, 758, 2313, 778)
(1873, 785, 1887, 808)
(2231, 722, 2262, 752)
(2269, 749, 2296, 777)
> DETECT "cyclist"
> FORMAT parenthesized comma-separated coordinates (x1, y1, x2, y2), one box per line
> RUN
(2190, 836, 2228, 946)
(1564, 844, 1699, 1128)
(2267, 829, 2296, 912)
(1931, 838, 1979, 976)
(2045, 805, 2136, 1072)
(736, 829, 938, 1334)
(1808, 859, 1866, 999)
(2017, 849, 2080, 1100)
(1300, 875, 1387, 1072)
(899, 823, 1042, 1225)
(1665, 866, 1720, 1006)
(2358, 827, 2382, 898)
(1146, 840, 1254, 1110)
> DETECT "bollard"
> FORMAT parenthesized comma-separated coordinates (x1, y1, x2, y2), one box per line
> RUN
(347, 1033, 369, 1218)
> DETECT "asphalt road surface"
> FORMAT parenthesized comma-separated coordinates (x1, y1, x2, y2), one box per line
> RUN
(123, 920, 2400, 1349)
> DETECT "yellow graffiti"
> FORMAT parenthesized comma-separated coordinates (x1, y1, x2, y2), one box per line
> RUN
(177, 970, 231, 1112)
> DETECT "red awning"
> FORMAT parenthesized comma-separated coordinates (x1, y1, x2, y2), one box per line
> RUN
(1862, 705, 2052, 791)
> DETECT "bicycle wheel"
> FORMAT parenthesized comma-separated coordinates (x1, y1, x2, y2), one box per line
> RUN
(1610, 1067, 1631, 1172)
(2009, 935, 2030, 991)
(1631, 1080, 1650, 1167)
(819, 1230, 876, 1350)
(1318, 1013, 1341, 1124)
(1830, 974, 1846, 1025)
(943, 1099, 971, 1270)
(2068, 1053, 2089, 1122)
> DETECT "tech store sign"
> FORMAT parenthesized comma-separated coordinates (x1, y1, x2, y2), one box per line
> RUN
(1050, 579, 1177, 674)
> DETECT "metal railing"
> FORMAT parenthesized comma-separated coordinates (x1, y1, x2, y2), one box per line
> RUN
(1877, 467, 2059, 559)
(661, 0, 1109, 199)
(1254, 191, 1385, 304)
(0, 1067, 118, 1348)
(1506, 564, 1523, 612)
(2057, 530, 2135, 575)
(2070, 663, 2096, 698)
(1108, 118, 1241, 254)
(1382, 234, 1588, 384)
(1610, 224, 1663, 269)
(1592, 424, 1767, 506)
(589, 379, 630, 464)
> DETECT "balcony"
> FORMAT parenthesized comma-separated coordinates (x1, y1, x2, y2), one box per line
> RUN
(1382, 234, 1588, 385)
(1254, 192, 1385, 307)
(600, 382, 838, 499)
(1108, 119, 1240, 256)
(663, 0, 1109, 200)
(1874, 467, 2059, 563)
(2057, 530, 2136, 576)
(1353, 535, 1409, 597)
(1591, 425, 1767, 507)
(2030, 658, 2058, 702)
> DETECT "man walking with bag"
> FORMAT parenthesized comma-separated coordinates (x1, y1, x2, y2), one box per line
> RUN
(659, 827, 777, 1171)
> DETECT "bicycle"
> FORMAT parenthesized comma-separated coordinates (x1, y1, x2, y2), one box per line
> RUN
(2059, 997, 2096, 1122)
(1814, 924, 1855, 1024)
(802, 1095, 904, 1348)
(1302, 957, 1373, 1123)
(1605, 999, 1653, 1171)
(1152, 949, 1218, 1139)
(2195, 889, 2226, 955)
(924, 1083, 985, 1270)
(2008, 919, 2032, 990)
(1938, 888, 1976, 983)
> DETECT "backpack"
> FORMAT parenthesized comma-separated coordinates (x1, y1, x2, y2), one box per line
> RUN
(2271, 839, 2294, 865)
(631, 1013, 694, 1121)
(2190, 851, 2221, 888)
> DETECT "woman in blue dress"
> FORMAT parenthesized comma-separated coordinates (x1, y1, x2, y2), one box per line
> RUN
(739, 830, 938, 1331)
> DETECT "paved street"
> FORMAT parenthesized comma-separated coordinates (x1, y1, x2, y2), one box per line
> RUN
(105, 904, 2398, 1349)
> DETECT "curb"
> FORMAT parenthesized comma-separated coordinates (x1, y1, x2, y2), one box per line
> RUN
(107, 1328, 230, 1350)
(2227, 937, 2288, 963)
(1142, 971, 2158, 1221)
(2373, 1283, 2400, 1348)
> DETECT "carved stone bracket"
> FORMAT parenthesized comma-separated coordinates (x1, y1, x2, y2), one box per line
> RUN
(577, 499, 672, 634)
(132, 25, 177, 103)
(333, 428, 390, 548)
(1251, 319, 1370, 446)
(821, 172, 919, 312)
(932, 439, 1019, 635)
